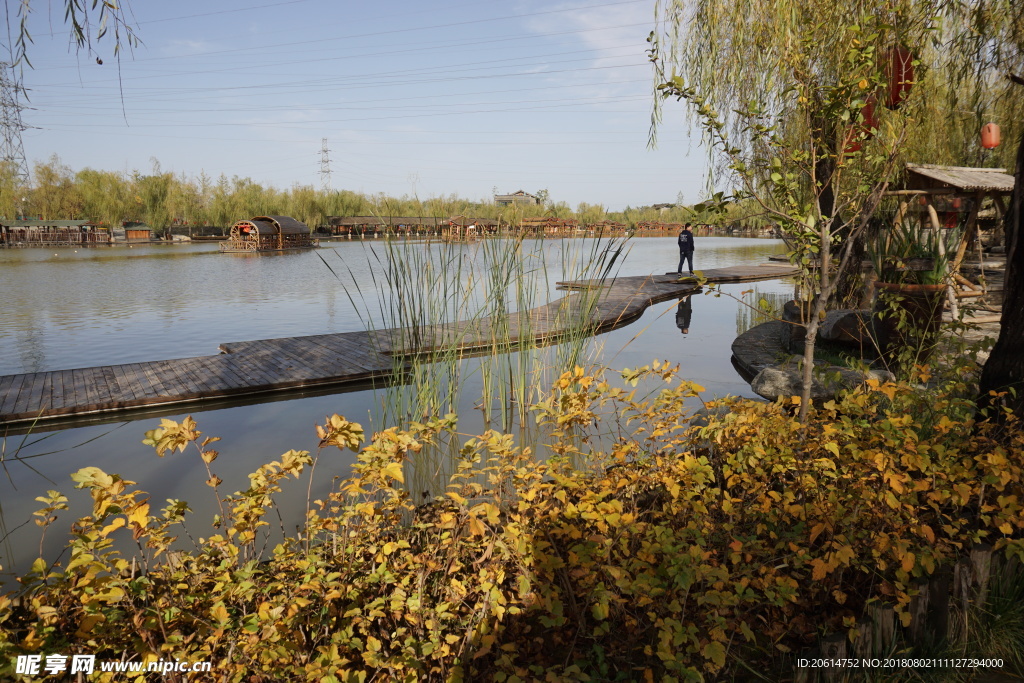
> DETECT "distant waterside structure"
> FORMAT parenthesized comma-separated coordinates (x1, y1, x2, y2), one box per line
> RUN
(0, 220, 107, 247)
(220, 215, 317, 252)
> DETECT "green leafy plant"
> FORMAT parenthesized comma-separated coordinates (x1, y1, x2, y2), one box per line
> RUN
(868, 222, 957, 286)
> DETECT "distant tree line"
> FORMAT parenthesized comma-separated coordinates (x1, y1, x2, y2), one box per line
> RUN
(0, 157, 746, 232)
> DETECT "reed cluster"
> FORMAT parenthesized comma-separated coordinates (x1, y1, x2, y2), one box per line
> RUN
(328, 232, 627, 498)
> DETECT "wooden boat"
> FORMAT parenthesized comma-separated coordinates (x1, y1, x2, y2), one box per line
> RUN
(220, 215, 318, 252)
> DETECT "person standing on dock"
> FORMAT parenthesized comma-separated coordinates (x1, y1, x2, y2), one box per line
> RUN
(677, 223, 695, 274)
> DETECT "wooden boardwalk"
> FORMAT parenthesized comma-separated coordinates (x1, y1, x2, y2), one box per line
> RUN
(0, 265, 797, 428)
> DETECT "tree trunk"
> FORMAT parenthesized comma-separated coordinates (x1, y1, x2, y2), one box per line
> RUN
(976, 128, 1024, 419)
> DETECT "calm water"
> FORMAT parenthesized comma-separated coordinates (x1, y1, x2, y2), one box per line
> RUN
(0, 236, 791, 583)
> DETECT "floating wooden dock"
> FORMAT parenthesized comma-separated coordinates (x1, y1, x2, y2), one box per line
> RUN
(0, 265, 797, 428)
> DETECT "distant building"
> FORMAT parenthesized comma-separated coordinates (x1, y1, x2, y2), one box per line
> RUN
(121, 221, 154, 242)
(495, 190, 540, 206)
(0, 219, 107, 247)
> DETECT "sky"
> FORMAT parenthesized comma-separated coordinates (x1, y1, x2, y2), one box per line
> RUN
(9, 0, 708, 211)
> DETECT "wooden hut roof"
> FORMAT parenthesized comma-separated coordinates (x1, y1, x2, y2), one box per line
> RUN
(327, 216, 447, 227)
(329, 216, 387, 227)
(447, 216, 499, 227)
(254, 215, 309, 234)
(905, 164, 1015, 193)
(2, 219, 93, 228)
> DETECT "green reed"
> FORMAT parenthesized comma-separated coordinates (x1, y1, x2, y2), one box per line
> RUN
(328, 230, 628, 498)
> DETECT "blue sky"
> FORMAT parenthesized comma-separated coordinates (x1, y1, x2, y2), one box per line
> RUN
(11, 0, 706, 211)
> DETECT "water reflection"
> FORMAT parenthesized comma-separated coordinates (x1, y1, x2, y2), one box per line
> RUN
(675, 296, 693, 335)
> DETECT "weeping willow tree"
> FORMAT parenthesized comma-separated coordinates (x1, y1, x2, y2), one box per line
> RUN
(8, 1, 138, 68)
(650, 0, 1023, 421)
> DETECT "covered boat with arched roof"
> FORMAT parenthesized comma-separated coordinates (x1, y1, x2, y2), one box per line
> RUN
(220, 215, 318, 252)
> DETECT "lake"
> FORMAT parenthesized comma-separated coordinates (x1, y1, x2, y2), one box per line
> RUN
(0, 236, 792, 583)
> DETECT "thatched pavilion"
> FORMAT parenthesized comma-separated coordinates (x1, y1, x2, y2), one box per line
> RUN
(887, 163, 1015, 269)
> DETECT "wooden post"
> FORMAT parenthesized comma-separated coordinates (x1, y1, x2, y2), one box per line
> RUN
(951, 191, 985, 273)
(927, 566, 952, 645)
(971, 544, 994, 609)
(819, 633, 847, 683)
(870, 604, 897, 654)
(854, 618, 874, 658)
(908, 579, 931, 645)
(926, 202, 959, 317)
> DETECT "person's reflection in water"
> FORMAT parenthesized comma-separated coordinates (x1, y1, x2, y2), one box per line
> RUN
(675, 296, 693, 335)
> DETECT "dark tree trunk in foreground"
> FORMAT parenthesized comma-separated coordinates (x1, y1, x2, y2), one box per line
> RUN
(977, 125, 1024, 419)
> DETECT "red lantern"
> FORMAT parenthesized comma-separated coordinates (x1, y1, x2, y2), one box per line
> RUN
(843, 94, 878, 153)
(862, 94, 878, 135)
(884, 46, 915, 109)
(981, 123, 1001, 149)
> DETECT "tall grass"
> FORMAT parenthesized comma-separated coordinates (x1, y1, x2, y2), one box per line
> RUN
(328, 231, 628, 498)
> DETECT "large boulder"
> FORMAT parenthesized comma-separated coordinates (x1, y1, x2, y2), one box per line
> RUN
(818, 309, 873, 347)
(750, 355, 893, 402)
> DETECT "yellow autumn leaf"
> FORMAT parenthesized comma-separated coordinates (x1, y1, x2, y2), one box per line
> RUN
(100, 517, 126, 537)
(811, 558, 829, 581)
(382, 462, 404, 483)
(703, 641, 726, 668)
(128, 503, 150, 529)
(211, 602, 229, 625)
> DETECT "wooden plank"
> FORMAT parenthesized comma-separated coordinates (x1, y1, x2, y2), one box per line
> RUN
(58, 369, 77, 407)
(197, 356, 261, 391)
(69, 369, 91, 411)
(47, 370, 65, 410)
(153, 361, 203, 398)
(32, 372, 54, 413)
(2, 374, 29, 417)
(136, 362, 170, 398)
(11, 371, 48, 418)
(169, 358, 219, 394)
(99, 366, 126, 404)
(252, 344, 335, 381)
(88, 366, 115, 407)
(180, 357, 236, 395)
(285, 337, 382, 377)
(318, 336, 393, 371)
(0, 374, 28, 416)
(338, 341, 390, 368)
(156, 361, 195, 396)
(123, 363, 159, 400)
(108, 364, 139, 403)
(0, 373, 19, 402)
(222, 353, 279, 387)
(158, 360, 205, 398)
(75, 368, 105, 410)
